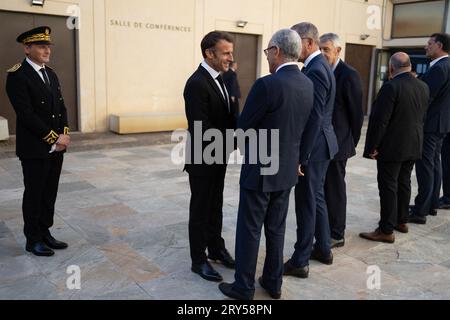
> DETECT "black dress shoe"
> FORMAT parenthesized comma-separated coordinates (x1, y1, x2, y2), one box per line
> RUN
(283, 260, 309, 278)
(429, 209, 438, 216)
(191, 262, 223, 282)
(218, 282, 253, 300)
(408, 214, 427, 224)
(310, 248, 333, 265)
(26, 242, 54, 257)
(208, 249, 235, 269)
(258, 277, 281, 299)
(43, 235, 68, 250)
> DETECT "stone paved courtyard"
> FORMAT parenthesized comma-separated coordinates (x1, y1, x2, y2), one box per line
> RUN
(1, 128, 450, 300)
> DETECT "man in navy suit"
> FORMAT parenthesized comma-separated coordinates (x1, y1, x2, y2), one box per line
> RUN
(219, 29, 314, 300)
(439, 134, 450, 209)
(410, 33, 450, 224)
(319, 33, 364, 248)
(284, 22, 338, 279)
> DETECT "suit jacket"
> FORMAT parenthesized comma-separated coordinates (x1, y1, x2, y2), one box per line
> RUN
(238, 65, 314, 193)
(6, 59, 69, 159)
(364, 72, 430, 161)
(223, 69, 241, 99)
(300, 54, 338, 165)
(183, 65, 237, 176)
(332, 60, 364, 160)
(421, 56, 450, 134)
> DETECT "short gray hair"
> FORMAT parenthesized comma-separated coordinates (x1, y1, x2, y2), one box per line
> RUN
(270, 29, 302, 61)
(320, 33, 342, 48)
(291, 22, 319, 44)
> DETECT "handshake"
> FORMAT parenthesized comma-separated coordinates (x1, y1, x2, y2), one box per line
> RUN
(55, 134, 71, 152)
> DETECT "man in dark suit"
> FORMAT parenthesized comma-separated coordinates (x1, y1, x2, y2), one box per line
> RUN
(361, 53, 429, 242)
(6, 26, 71, 257)
(440, 134, 450, 209)
(410, 33, 450, 224)
(218, 28, 314, 300)
(284, 22, 338, 279)
(223, 61, 242, 115)
(183, 31, 237, 282)
(319, 33, 364, 248)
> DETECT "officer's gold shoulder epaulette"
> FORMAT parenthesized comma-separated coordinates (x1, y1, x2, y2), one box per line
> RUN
(7, 63, 22, 73)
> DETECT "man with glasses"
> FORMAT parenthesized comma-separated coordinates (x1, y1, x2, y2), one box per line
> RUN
(219, 28, 313, 300)
(284, 22, 338, 279)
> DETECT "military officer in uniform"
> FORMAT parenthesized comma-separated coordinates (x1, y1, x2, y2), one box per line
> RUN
(6, 26, 71, 256)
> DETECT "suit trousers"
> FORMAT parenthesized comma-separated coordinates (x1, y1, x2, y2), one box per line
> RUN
(188, 165, 227, 265)
(441, 133, 450, 202)
(414, 132, 446, 216)
(377, 160, 415, 234)
(20, 153, 64, 244)
(291, 160, 331, 268)
(233, 187, 291, 296)
(324, 159, 348, 240)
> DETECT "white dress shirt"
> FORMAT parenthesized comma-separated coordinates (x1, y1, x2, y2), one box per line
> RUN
(26, 57, 49, 84)
(201, 60, 229, 102)
(303, 50, 322, 69)
(332, 58, 341, 72)
(430, 55, 449, 68)
(276, 62, 299, 73)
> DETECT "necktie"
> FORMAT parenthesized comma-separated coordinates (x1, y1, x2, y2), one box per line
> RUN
(216, 75, 230, 111)
(40, 68, 51, 88)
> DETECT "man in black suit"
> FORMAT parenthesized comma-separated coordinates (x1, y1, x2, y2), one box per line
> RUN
(183, 31, 237, 282)
(6, 26, 71, 257)
(219, 28, 313, 300)
(440, 134, 450, 209)
(361, 53, 429, 243)
(284, 22, 338, 279)
(410, 33, 450, 224)
(319, 33, 364, 248)
(223, 61, 242, 114)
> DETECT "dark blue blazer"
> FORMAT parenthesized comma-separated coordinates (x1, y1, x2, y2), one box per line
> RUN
(300, 54, 338, 165)
(332, 60, 364, 160)
(421, 56, 450, 134)
(238, 65, 314, 193)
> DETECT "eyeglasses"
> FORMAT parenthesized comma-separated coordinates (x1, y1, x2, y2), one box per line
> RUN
(264, 46, 277, 56)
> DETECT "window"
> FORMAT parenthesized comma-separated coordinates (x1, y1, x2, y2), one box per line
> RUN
(392, 0, 446, 38)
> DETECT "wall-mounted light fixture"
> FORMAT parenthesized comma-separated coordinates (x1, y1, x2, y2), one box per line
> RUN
(360, 34, 370, 41)
(236, 21, 248, 28)
(31, 0, 45, 6)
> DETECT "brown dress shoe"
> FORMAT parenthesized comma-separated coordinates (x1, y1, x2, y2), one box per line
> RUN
(359, 228, 395, 243)
(394, 223, 409, 233)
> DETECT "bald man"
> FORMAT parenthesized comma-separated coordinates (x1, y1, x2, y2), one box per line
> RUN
(361, 52, 429, 243)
